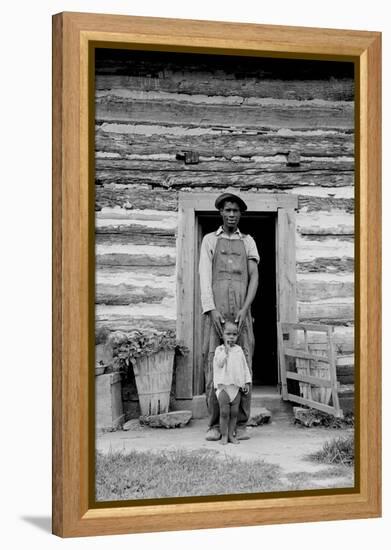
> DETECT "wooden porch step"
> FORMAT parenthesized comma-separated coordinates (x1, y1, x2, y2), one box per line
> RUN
(251, 386, 293, 420)
(250, 383, 355, 418)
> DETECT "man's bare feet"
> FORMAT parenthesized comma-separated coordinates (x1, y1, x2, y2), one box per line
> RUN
(228, 435, 240, 445)
(220, 436, 228, 445)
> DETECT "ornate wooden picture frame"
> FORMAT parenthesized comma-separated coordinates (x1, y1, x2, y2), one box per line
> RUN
(52, 12, 381, 537)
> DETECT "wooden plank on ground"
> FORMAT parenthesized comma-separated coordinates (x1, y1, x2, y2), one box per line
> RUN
(286, 393, 339, 415)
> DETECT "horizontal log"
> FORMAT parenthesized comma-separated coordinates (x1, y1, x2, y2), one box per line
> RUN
(96, 89, 354, 107)
(296, 326, 354, 354)
(96, 241, 175, 254)
(296, 237, 353, 262)
(96, 224, 176, 247)
(97, 301, 176, 317)
(297, 257, 354, 273)
(95, 157, 354, 174)
(96, 283, 173, 305)
(98, 122, 354, 137)
(96, 284, 354, 312)
(96, 254, 176, 267)
(96, 317, 176, 334)
(297, 196, 354, 214)
(97, 206, 176, 219)
(96, 126, 354, 158)
(297, 211, 354, 235)
(96, 266, 175, 286)
(297, 279, 354, 301)
(301, 235, 353, 243)
(95, 170, 353, 189)
(94, 183, 354, 214)
(96, 219, 177, 232)
(96, 264, 175, 278)
(96, 208, 177, 230)
(292, 185, 354, 199)
(96, 231, 176, 248)
(95, 73, 354, 101)
(96, 302, 176, 333)
(96, 99, 353, 129)
(280, 322, 330, 333)
(298, 315, 354, 327)
(95, 184, 179, 211)
(298, 300, 354, 322)
(94, 221, 352, 257)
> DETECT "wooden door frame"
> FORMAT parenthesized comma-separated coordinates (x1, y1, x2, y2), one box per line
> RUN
(175, 191, 298, 399)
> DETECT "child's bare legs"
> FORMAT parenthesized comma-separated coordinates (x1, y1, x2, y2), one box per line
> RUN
(217, 390, 240, 445)
(228, 393, 240, 444)
(217, 390, 230, 444)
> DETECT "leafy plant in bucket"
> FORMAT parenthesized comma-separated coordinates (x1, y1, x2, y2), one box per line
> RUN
(108, 329, 189, 371)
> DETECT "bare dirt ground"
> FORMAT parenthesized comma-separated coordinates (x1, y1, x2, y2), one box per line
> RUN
(96, 417, 354, 491)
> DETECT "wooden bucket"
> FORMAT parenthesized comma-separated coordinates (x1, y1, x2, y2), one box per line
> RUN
(133, 349, 175, 416)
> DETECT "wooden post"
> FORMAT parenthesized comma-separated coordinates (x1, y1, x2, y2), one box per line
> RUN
(277, 323, 288, 400)
(277, 208, 298, 394)
(302, 327, 312, 400)
(175, 205, 195, 399)
(193, 217, 204, 395)
(327, 326, 343, 417)
(277, 208, 297, 324)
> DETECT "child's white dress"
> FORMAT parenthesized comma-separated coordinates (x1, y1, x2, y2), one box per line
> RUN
(213, 344, 252, 402)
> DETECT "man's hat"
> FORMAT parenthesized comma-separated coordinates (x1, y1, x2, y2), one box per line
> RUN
(215, 193, 247, 212)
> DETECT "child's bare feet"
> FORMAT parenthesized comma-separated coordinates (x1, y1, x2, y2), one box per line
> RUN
(220, 436, 228, 445)
(228, 435, 240, 445)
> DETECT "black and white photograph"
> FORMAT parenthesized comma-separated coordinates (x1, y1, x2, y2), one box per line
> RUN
(93, 48, 355, 502)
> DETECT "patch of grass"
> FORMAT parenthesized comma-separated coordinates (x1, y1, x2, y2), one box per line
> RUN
(96, 448, 286, 501)
(307, 433, 354, 466)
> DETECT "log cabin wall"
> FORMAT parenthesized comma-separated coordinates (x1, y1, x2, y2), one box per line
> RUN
(94, 50, 355, 401)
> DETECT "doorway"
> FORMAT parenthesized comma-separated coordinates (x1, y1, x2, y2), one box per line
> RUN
(175, 191, 297, 401)
(195, 212, 278, 389)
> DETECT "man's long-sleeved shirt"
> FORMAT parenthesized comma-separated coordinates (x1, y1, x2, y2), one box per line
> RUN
(198, 226, 260, 314)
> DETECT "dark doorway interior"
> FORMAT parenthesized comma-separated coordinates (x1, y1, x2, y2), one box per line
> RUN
(197, 212, 278, 386)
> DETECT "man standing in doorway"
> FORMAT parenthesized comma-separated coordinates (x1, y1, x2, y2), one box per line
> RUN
(199, 193, 259, 441)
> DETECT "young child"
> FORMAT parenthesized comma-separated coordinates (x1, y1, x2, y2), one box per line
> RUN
(213, 321, 252, 445)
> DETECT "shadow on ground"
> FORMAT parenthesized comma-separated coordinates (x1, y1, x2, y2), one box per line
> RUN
(21, 516, 52, 534)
